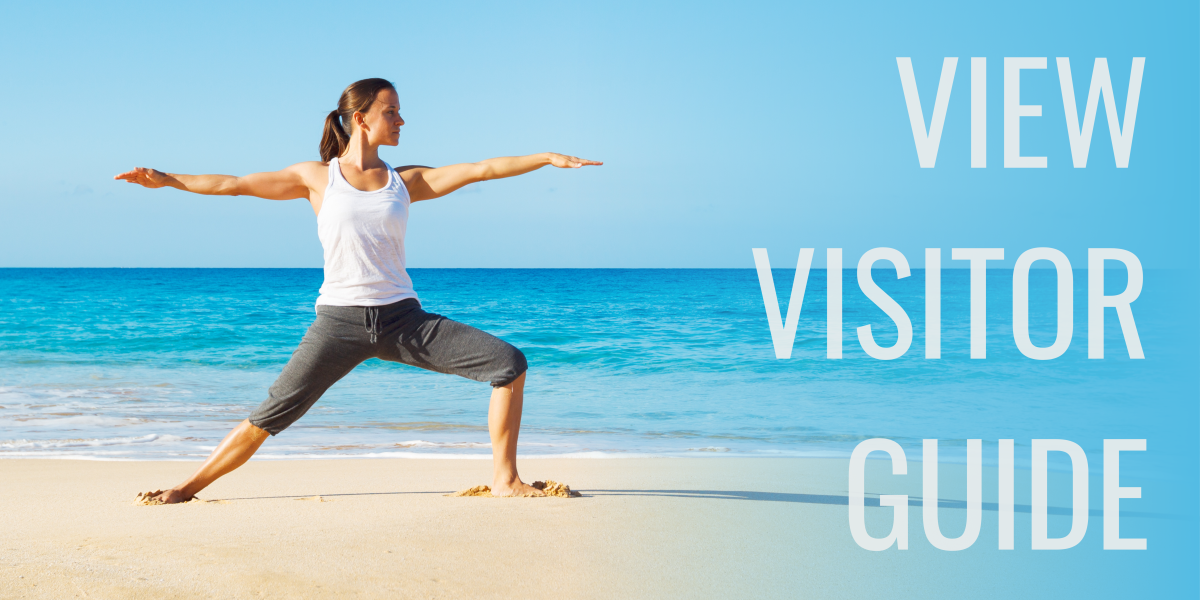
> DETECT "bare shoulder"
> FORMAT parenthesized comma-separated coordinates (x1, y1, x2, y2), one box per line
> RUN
(288, 161, 328, 177)
(391, 165, 432, 201)
(286, 161, 329, 189)
(394, 164, 431, 181)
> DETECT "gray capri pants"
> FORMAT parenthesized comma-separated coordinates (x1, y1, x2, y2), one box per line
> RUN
(249, 298, 527, 435)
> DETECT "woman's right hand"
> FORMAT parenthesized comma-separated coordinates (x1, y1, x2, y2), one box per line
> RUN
(114, 167, 174, 189)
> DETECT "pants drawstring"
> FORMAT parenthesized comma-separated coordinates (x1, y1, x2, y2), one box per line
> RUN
(364, 307, 380, 343)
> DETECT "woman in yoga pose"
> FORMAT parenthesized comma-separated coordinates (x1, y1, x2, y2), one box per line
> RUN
(115, 78, 601, 501)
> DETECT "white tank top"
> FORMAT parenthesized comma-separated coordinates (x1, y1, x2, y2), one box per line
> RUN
(314, 157, 418, 309)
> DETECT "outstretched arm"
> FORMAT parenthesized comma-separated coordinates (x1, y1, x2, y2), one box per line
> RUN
(114, 163, 320, 201)
(400, 152, 601, 202)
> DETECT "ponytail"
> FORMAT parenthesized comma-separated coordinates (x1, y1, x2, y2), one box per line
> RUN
(319, 78, 396, 162)
(319, 110, 348, 162)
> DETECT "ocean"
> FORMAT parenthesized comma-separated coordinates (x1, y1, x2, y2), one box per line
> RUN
(0, 267, 1187, 466)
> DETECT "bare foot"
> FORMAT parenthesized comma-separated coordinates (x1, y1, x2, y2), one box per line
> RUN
(144, 488, 193, 504)
(490, 480, 545, 497)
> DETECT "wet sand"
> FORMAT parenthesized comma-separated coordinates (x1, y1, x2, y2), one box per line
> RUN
(0, 457, 1109, 599)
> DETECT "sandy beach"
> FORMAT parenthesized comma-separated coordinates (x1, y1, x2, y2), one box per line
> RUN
(0, 457, 1159, 599)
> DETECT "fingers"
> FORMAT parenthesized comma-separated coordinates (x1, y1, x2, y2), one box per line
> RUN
(114, 167, 145, 181)
(567, 156, 602, 167)
(114, 167, 156, 186)
(552, 154, 603, 168)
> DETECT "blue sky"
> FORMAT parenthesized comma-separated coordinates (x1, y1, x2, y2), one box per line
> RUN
(0, 0, 1194, 268)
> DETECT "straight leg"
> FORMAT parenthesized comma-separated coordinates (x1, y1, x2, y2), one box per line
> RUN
(149, 419, 269, 503)
(150, 306, 370, 503)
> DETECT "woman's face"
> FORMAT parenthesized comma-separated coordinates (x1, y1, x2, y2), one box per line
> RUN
(355, 88, 404, 147)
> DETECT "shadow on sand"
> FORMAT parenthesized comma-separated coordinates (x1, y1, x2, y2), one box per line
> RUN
(585, 489, 1169, 519)
(216, 491, 448, 501)
(207, 488, 1170, 519)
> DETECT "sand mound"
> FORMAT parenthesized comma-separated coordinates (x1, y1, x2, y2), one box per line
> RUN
(447, 480, 581, 498)
(134, 490, 227, 506)
(450, 485, 495, 497)
(533, 480, 582, 498)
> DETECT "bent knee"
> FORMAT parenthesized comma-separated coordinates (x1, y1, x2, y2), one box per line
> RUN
(492, 344, 527, 387)
(511, 346, 528, 375)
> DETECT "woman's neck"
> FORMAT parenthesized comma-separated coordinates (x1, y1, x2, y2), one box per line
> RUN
(338, 134, 384, 169)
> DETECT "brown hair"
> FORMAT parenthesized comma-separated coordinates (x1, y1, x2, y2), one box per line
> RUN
(319, 78, 396, 162)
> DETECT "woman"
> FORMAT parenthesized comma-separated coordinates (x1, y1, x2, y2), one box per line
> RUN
(115, 78, 601, 501)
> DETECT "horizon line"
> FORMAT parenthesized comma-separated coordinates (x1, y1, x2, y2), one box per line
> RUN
(0, 266, 1175, 271)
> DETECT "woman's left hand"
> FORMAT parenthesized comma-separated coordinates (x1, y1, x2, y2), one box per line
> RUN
(546, 153, 603, 168)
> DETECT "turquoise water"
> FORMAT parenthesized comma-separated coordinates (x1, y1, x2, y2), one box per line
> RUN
(0, 267, 1189, 465)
